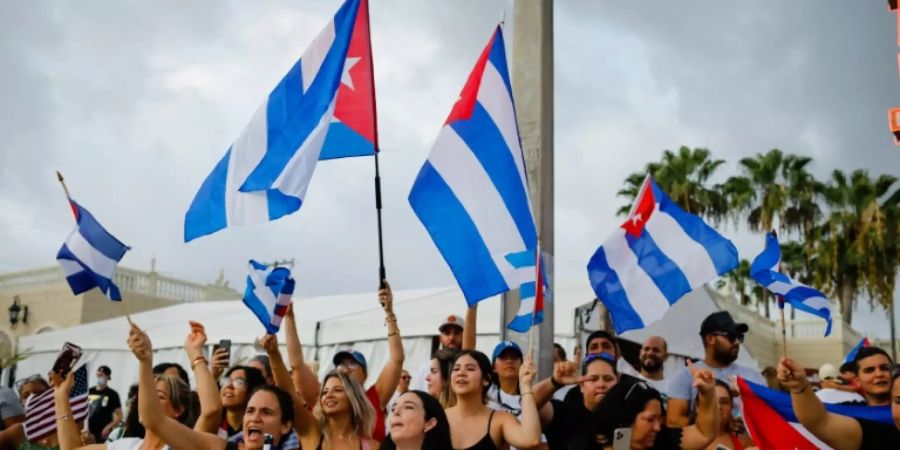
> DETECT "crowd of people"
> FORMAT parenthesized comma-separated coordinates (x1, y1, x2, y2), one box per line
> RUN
(1, 283, 899, 450)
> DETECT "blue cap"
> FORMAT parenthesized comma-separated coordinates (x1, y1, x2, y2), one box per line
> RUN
(333, 350, 367, 372)
(491, 341, 523, 363)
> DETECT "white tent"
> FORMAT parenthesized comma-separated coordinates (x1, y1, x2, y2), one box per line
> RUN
(11, 282, 594, 395)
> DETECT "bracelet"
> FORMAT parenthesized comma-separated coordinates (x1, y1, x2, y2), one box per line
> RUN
(790, 382, 810, 395)
(57, 414, 73, 421)
(550, 376, 564, 389)
(387, 331, 399, 337)
(191, 356, 209, 370)
(520, 392, 534, 397)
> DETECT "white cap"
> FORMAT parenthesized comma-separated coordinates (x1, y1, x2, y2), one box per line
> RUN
(438, 314, 465, 332)
(818, 363, 838, 381)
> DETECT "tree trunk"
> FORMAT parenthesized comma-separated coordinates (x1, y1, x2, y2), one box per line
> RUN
(839, 283, 854, 325)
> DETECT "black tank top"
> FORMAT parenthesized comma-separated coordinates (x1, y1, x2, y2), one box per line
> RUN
(455, 410, 499, 450)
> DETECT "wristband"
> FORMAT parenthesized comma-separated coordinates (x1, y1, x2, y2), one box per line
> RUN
(57, 414, 73, 421)
(790, 382, 810, 395)
(191, 356, 209, 370)
(550, 376, 564, 389)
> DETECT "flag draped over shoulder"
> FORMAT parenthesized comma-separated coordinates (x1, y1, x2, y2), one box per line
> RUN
(738, 377, 893, 450)
(244, 260, 295, 334)
(57, 199, 130, 301)
(24, 365, 89, 442)
(750, 231, 833, 336)
(587, 176, 739, 334)
(185, 0, 374, 242)
(409, 26, 539, 307)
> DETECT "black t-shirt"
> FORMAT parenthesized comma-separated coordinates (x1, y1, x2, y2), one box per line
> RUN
(545, 399, 592, 450)
(87, 386, 121, 442)
(857, 418, 900, 449)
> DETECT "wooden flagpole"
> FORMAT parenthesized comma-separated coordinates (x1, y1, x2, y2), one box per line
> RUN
(55, 171, 133, 326)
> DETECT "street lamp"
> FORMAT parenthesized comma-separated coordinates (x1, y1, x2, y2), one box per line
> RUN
(8, 296, 27, 327)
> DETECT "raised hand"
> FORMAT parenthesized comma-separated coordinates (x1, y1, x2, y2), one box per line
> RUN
(128, 323, 153, 362)
(553, 360, 595, 386)
(285, 302, 295, 319)
(688, 360, 715, 395)
(519, 352, 537, 387)
(777, 357, 809, 394)
(184, 321, 207, 360)
(258, 334, 279, 355)
(378, 279, 393, 312)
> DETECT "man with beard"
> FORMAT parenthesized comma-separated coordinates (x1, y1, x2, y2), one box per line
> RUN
(666, 311, 764, 427)
(636, 336, 669, 396)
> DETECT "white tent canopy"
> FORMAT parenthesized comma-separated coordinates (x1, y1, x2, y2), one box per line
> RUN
(11, 282, 594, 395)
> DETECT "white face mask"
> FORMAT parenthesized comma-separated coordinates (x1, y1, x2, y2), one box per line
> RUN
(97, 376, 108, 386)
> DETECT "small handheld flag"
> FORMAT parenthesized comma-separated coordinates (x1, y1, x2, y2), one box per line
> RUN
(244, 261, 295, 334)
(844, 337, 871, 364)
(57, 198, 130, 301)
(750, 232, 832, 336)
(587, 175, 739, 334)
(505, 246, 547, 333)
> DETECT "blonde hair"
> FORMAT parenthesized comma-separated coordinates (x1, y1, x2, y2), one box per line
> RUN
(154, 374, 192, 423)
(314, 371, 375, 439)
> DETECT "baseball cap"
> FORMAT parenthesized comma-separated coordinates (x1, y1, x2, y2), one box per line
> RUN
(439, 314, 465, 333)
(332, 350, 367, 373)
(818, 363, 838, 381)
(699, 311, 749, 336)
(491, 341, 523, 363)
(98, 365, 112, 379)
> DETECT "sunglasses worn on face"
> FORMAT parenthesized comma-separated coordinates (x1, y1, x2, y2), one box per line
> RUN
(222, 377, 247, 388)
(709, 331, 744, 343)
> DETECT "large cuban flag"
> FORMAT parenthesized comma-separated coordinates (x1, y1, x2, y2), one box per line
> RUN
(587, 175, 739, 333)
(409, 26, 539, 307)
(57, 199, 130, 301)
(738, 377, 893, 450)
(185, 0, 374, 242)
(244, 260, 295, 334)
(750, 231, 833, 335)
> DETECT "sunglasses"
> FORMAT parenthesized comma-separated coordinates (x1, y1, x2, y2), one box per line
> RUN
(709, 331, 744, 343)
(581, 352, 616, 371)
(221, 377, 247, 388)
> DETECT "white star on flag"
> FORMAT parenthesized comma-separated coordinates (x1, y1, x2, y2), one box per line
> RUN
(341, 56, 361, 90)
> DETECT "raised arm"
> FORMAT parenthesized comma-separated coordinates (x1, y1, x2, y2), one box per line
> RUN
(778, 357, 862, 450)
(260, 334, 321, 443)
(373, 280, 405, 407)
(284, 303, 320, 407)
(129, 324, 225, 450)
(185, 321, 222, 433)
(498, 353, 541, 449)
(53, 371, 96, 450)
(679, 362, 718, 450)
(462, 305, 477, 350)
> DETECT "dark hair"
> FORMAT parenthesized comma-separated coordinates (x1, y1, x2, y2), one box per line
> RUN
(382, 391, 452, 450)
(588, 378, 663, 446)
(222, 366, 267, 413)
(451, 350, 493, 402)
(122, 383, 144, 438)
(582, 352, 617, 376)
(250, 385, 295, 425)
(839, 361, 857, 374)
(853, 347, 893, 374)
(250, 354, 273, 378)
(553, 343, 567, 361)
(585, 331, 617, 357)
(153, 362, 190, 387)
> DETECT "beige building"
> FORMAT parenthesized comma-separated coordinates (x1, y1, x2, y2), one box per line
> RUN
(0, 263, 239, 365)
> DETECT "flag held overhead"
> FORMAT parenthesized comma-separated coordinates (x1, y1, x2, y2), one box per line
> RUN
(57, 199, 130, 301)
(243, 260, 295, 334)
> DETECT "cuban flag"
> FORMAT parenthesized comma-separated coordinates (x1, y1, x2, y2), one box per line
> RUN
(57, 199, 130, 301)
(587, 175, 739, 334)
(506, 246, 548, 332)
(244, 260, 295, 334)
(408, 26, 539, 306)
(185, 0, 373, 242)
(844, 337, 871, 364)
(738, 377, 893, 450)
(750, 232, 833, 336)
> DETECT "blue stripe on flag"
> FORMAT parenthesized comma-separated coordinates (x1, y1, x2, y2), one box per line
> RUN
(57, 246, 98, 294)
(520, 281, 536, 299)
(450, 102, 537, 248)
(409, 162, 508, 304)
(241, 0, 359, 192)
(650, 181, 738, 275)
(73, 203, 129, 261)
(508, 310, 543, 333)
(486, 29, 513, 100)
(625, 231, 691, 305)
(266, 189, 303, 220)
(744, 378, 892, 424)
(504, 248, 535, 269)
(587, 246, 645, 333)
(184, 149, 230, 242)
(320, 121, 376, 159)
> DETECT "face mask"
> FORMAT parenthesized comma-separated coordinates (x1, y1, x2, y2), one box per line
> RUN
(97, 376, 108, 386)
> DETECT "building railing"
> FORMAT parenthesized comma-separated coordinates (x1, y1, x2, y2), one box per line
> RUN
(0, 266, 237, 302)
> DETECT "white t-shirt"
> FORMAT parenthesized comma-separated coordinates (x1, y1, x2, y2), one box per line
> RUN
(816, 388, 865, 404)
(106, 438, 170, 450)
(636, 374, 670, 396)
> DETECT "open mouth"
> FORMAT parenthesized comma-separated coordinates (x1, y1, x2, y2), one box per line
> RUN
(246, 426, 263, 440)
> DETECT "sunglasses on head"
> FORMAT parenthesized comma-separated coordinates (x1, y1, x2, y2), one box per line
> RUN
(709, 331, 744, 343)
(581, 352, 616, 371)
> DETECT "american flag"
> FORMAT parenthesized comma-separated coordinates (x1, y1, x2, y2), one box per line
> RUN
(24, 364, 89, 442)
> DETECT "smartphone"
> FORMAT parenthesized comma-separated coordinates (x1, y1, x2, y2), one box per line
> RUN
(612, 427, 632, 450)
(51, 342, 83, 377)
(212, 339, 232, 359)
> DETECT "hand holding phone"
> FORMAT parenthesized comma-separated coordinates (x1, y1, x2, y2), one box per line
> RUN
(51, 342, 83, 377)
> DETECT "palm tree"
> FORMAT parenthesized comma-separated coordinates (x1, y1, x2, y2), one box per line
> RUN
(617, 146, 728, 223)
(812, 170, 899, 323)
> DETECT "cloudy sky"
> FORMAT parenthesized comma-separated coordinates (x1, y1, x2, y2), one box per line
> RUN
(2, 1, 898, 336)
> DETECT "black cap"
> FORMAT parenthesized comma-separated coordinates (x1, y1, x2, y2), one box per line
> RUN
(98, 365, 112, 379)
(699, 311, 748, 337)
